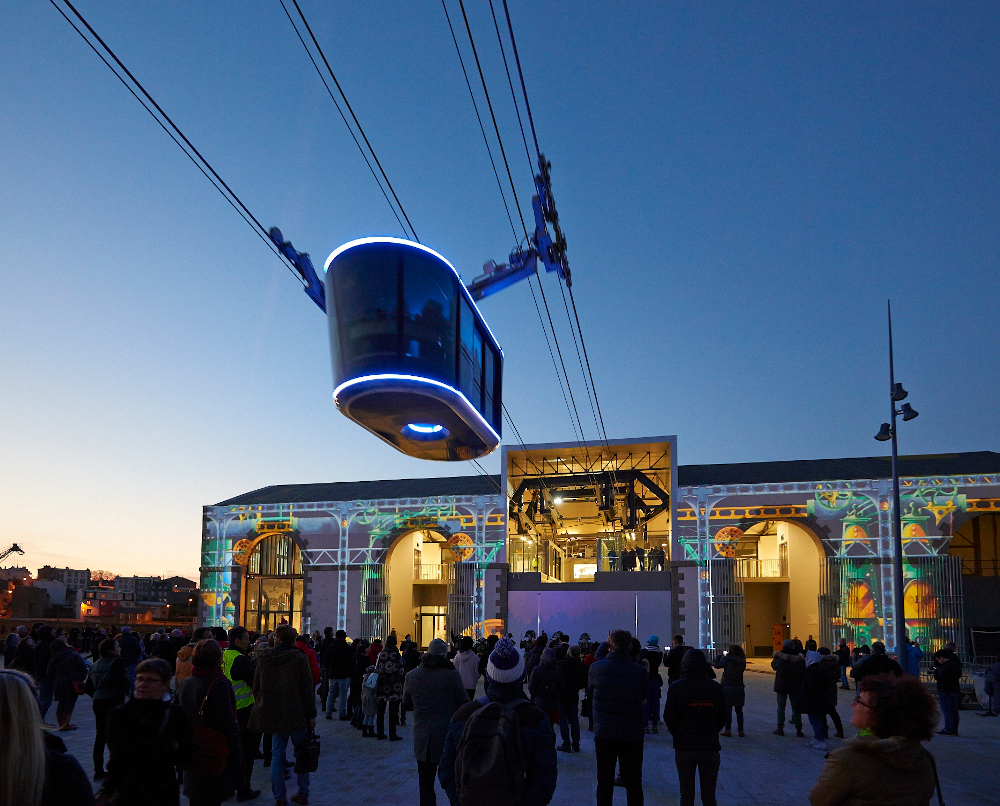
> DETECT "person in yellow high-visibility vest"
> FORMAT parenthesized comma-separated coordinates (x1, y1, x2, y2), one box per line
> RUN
(224, 626, 261, 802)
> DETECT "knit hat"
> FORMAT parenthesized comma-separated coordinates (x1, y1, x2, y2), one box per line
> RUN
(648, 635, 659, 646)
(487, 636, 525, 684)
(427, 638, 448, 656)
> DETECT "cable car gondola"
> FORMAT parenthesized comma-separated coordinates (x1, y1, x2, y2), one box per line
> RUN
(324, 237, 503, 461)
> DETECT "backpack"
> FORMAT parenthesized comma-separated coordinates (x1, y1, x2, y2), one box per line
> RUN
(454, 699, 527, 806)
(363, 672, 378, 690)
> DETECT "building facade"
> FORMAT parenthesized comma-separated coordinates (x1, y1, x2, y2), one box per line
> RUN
(199, 439, 1000, 658)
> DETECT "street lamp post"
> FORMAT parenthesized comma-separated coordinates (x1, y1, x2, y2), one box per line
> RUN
(874, 301, 918, 663)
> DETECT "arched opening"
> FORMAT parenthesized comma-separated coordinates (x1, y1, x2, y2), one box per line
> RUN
(242, 533, 304, 634)
(949, 513, 999, 577)
(732, 520, 824, 656)
(385, 529, 457, 649)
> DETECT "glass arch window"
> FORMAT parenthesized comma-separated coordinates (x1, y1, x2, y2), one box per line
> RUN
(243, 534, 304, 634)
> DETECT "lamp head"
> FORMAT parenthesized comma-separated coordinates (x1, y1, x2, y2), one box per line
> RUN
(891, 383, 908, 402)
(875, 423, 892, 441)
(900, 403, 919, 421)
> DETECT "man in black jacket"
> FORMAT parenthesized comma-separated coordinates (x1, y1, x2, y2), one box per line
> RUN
(771, 639, 805, 737)
(589, 629, 647, 806)
(638, 637, 664, 734)
(324, 629, 354, 720)
(664, 650, 726, 806)
(850, 640, 903, 684)
(933, 648, 963, 735)
(665, 635, 690, 685)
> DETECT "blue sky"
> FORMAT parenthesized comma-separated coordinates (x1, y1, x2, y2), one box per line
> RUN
(1, 2, 997, 580)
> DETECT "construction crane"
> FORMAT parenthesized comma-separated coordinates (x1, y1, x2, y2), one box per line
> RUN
(0, 544, 24, 564)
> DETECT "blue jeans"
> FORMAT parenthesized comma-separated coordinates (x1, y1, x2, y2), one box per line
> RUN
(839, 667, 850, 688)
(36, 677, 54, 720)
(559, 701, 580, 749)
(938, 692, 960, 734)
(271, 730, 309, 801)
(325, 677, 351, 717)
(808, 713, 827, 742)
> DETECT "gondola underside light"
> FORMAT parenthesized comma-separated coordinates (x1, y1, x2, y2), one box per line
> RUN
(325, 238, 503, 461)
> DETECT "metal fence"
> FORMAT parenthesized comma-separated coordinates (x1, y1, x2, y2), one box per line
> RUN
(359, 563, 389, 642)
(709, 558, 744, 650)
(447, 562, 478, 641)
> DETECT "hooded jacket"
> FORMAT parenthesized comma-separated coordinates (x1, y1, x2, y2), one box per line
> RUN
(248, 643, 316, 734)
(324, 636, 354, 679)
(807, 735, 937, 806)
(932, 651, 963, 694)
(771, 644, 806, 695)
(453, 648, 481, 690)
(802, 651, 832, 715)
(663, 650, 727, 752)
(711, 652, 746, 707)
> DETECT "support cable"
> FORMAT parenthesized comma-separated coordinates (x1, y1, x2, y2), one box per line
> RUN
(51, 0, 305, 285)
(440, 0, 519, 245)
(501, 0, 541, 160)
(488, 0, 534, 177)
(289, 0, 420, 243)
(278, 0, 408, 240)
(457, 0, 530, 242)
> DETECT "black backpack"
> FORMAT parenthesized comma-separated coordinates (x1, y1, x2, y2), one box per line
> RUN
(454, 699, 527, 806)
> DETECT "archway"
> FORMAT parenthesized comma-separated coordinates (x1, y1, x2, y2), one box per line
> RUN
(384, 529, 456, 648)
(242, 532, 304, 633)
(731, 519, 824, 655)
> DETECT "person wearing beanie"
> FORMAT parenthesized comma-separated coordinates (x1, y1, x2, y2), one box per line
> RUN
(663, 649, 727, 806)
(402, 638, 469, 806)
(639, 636, 664, 734)
(589, 629, 648, 806)
(438, 636, 557, 806)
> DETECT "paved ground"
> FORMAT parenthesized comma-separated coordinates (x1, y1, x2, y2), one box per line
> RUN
(49, 659, 1000, 805)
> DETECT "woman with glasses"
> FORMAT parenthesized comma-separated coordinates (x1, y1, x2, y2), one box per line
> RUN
(808, 673, 940, 805)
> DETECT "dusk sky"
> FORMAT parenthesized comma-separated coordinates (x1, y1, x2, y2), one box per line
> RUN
(2, 2, 997, 581)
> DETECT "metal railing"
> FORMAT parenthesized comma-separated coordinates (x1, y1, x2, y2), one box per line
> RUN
(414, 563, 454, 582)
(735, 558, 788, 579)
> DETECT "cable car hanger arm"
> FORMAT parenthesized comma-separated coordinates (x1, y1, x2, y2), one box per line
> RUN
(268, 227, 326, 313)
(468, 153, 571, 301)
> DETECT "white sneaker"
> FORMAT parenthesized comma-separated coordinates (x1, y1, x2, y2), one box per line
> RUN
(809, 741, 828, 750)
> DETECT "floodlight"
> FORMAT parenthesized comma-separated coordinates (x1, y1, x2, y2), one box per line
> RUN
(900, 403, 919, 421)
(891, 383, 908, 402)
(875, 423, 892, 441)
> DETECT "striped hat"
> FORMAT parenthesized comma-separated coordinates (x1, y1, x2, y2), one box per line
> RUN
(486, 636, 525, 684)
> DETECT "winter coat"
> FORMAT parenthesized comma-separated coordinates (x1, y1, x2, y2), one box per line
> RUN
(808, 735, 937, 806)
(47, 646, 88, 698)
(402, 645, 421, 673)
(352, 650, 370, 693)
(712, 652, 746, 707)
(820, 655, 841, 708)
(248, 643, 317, 734)
(932, 653, 963, 694)
(835, 645, 851, 667)
(771, 650, 805, 695)
(528, 661, 565, 712)
(664, 651, 727, 752)
(588, 650, 648, 742)
(665, 644, 690, 683)
(802, 654, 833, 716)
(904, 643, 924, 676)
(557, 656, 587, 705)
(851, 652, 902, 682)
(375, 646, 405, 702)
(439, 681, 557, 806)
(177, 671, 244, 802)
(524, 644, 545, 677)
(401, 653, 469, 763)
(361, 671, 378, 716)
(295, 639, 321, 685)
(452, 649, 480, 690)
(34, 638, 52, 682)
(41, 731, 95, 806)
(104, 698, 194, 806)
(88, 656, 130, 700)
(324, 638, 353, 678)
(639, 645, 664, 679)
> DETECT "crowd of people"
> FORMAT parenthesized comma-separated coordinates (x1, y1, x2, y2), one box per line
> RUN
(0, 620, 980, 806)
